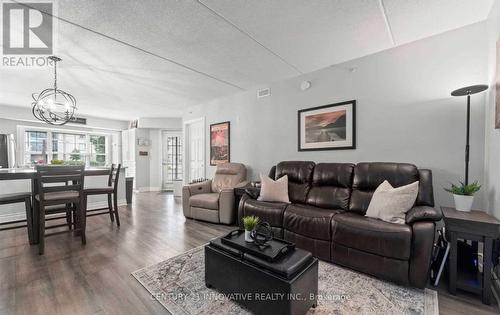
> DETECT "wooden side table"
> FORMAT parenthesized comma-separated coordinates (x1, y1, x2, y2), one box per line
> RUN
(442, 207, 500, 305)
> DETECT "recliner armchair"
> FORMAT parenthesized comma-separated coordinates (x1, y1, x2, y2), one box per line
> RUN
(183, 163, 247, 224)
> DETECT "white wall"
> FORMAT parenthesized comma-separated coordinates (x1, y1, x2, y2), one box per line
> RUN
(484, 2, 500, 219)
(184, 22, 490, 210)
(138, 117, 182, 129)
(0, 104, 128, 131)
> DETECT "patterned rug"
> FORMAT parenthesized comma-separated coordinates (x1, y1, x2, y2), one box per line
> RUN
(132, 246, 438, 315)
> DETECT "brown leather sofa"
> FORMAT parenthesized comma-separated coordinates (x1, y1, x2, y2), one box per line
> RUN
(238, 161, 442, 288)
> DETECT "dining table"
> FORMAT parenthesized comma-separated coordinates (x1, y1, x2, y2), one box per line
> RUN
(0, 167, 125, 244)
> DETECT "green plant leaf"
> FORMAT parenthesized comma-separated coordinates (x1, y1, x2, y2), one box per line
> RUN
(444, 180, 481, 196)
(242, 215, 260, 231)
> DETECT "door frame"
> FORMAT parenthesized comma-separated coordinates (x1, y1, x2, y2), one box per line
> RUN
(183, 117, 206, 185)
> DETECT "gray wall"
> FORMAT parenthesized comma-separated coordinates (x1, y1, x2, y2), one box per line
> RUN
(484, 2, 500, 219)
(131, 117, 182, 191)
(184, 22, 489, 210)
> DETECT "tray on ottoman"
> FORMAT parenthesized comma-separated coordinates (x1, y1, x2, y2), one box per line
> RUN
(221, 229, 295, 262)
(205, 237, 318, 315)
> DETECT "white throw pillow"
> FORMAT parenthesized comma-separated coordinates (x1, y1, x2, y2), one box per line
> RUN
(258, 174, 290, 203)
(365, 180, 419, 224)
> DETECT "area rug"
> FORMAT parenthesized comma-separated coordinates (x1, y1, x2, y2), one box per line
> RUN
(132, 246, 438, 315)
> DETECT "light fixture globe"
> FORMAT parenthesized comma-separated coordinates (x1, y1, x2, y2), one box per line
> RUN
(32, 56, 77, 126)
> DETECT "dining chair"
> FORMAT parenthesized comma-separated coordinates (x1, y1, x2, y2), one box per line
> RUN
(84, 164, 121, 226)
(0, 192, 33, 244)
(35, 165, 86, 255)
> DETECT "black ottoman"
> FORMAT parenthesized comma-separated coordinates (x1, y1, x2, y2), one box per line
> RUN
(205, 237, 318, 315)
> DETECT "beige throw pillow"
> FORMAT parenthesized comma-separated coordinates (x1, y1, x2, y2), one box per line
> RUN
(365, 180, 419, 224)
(258, 174, 290, 203)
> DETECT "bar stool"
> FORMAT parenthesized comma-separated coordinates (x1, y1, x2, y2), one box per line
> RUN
(0, 192, 33, 244)
(84, 164, 121, 226)
(35, 165, 86, 255)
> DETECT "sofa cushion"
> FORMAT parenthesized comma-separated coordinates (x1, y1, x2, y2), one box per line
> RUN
(365, 180, 419, 224)
(331, 212, 412, 260)
(349, 162, 419, 215)
(258, 174, 290, 203)
(241, 198, 288, 228)
(284, 204, 342, 240)
(212, 163, 247, 192)
(306, 163, 354, 210)
(275, 161, 315, 204)
(416, 169, 434, 207)
(190, 193, 219, 210)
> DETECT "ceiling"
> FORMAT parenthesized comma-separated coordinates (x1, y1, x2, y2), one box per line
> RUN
(0, 0, 494, 121)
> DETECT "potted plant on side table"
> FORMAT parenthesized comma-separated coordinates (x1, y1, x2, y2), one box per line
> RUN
(445, 181, 481, 212)
(242, 216, 259, 242)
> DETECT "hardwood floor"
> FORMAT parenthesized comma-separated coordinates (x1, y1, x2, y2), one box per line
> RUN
(0, 192, 498, 315)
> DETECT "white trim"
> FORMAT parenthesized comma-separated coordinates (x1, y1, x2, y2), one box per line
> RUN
(0, 199, 127, 224)
(135, 187, 161, 193)
(183, 117, 205, 185)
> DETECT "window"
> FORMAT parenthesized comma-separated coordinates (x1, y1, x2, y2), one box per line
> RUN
(21, 128, 110, 167)
(89, 135, 107, 167)
(166, 135, 183, 181)
(52, 132, 87, 163)
(25, 131, 48, 164)
(162, 132, 183, 190)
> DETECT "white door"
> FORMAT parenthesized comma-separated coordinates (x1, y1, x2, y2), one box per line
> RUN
(184, 118, 205, 183)
(162, 130, 183, 190)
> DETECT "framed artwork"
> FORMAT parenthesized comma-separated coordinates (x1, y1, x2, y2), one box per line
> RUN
(210, 121, 230, 165)
(496, 38, 500, 129)
(298, 100, 356, 151)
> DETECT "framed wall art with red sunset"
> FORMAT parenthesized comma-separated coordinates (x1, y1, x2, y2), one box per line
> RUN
(210, 121, 230, 165)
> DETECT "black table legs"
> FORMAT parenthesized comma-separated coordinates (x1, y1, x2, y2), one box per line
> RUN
(448, 233, 493, 305)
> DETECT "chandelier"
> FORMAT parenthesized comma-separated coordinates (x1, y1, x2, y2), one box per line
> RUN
(32, 56, 77, 125)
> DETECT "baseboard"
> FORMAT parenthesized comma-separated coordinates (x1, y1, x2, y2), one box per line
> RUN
(135, 187, 161, 192)
(0, 199, 127, 224)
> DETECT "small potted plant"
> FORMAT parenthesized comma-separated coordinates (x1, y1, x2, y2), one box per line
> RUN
(445, 181, 481, 212)
(242, 216, 260, 242)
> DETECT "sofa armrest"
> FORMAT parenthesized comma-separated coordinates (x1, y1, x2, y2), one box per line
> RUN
(406, 206, 442, 224)
(244, 187, 260, 199)
(182, 186, 192, 218)
(237, 193, 251, 228)
(219, 188, 236, 224)
(235, 181, 250, 188)
(185, 180, 212, 195)
(182, 180, 212, 219)
(409, 221, 436, 288)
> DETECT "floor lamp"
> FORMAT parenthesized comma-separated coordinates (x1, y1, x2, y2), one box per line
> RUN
(451, 84, 488, 185)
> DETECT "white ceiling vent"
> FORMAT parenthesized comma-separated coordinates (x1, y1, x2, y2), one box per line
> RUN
(257, 88, 271, 98)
